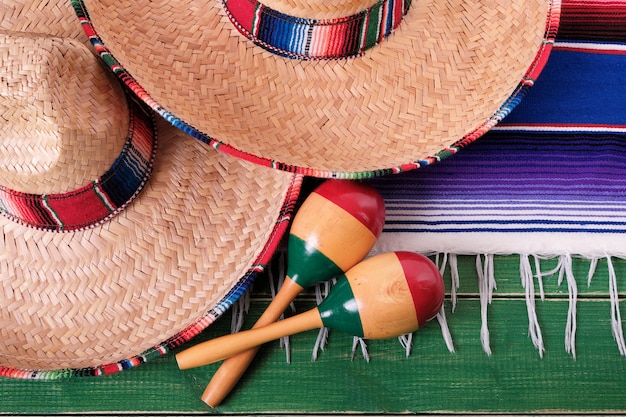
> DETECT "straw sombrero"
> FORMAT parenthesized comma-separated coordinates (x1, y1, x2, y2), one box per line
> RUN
(72, 0, 560, 177)
(0, 2, 300, 377)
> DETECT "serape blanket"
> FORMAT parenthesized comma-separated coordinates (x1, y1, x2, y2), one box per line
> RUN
(365, 0, 626, 358)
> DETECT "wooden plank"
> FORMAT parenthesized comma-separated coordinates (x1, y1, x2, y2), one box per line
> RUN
(1, 255, 625, 414)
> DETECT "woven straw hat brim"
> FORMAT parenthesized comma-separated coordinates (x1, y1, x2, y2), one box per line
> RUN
(0, 117, 299, 375)
(77, 0, 560, 176)
(0, 1, 300, 376)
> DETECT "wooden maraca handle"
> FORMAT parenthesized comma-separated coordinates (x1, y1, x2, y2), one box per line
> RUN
(176, 308, 322, 369)
(201, 179, 385, 406)
(200, 278, 303, 406)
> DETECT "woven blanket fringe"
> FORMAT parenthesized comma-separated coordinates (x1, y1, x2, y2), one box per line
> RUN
(268, 251, 295, 364)
(452, 253, 625, 359)
(600, 257, 626, 356)
(433, 253, 456, 354)
(477, 254, 496, 356)
(234, 251, 626, 362)
(312, 279, 333, 361)
(520, 255, 545, 356)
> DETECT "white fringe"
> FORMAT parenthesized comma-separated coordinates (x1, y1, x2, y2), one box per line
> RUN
(535, 255, 579, 358)
(533, 255, 546, 301)
(558, 255, 578, 359)
(237, 250, 626, 361)
(476, 254, 496, 355)
(436, 305, 455, 354)
(520, 255, 545, 357)
(449, 254, 460, 313)
(267, 251, 293, 364)
(435, 254, 455, 353)
(312, 279, 334, 361)
(398, 333, 413, 357)
(351, 337, 370, 362)
(587, 257, 598, 288)
(607, 256, 626, 356)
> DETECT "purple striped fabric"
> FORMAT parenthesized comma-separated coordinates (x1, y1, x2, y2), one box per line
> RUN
(366, 0, 626, 258)
(363, 1, 626, 358)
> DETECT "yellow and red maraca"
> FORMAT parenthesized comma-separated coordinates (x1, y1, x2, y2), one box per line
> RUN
(192, 179, 385, 407)
(176, 251, 445, 368)
(286, 179, 386, 291)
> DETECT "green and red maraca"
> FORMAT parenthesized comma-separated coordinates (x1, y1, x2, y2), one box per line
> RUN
(196, 179, 385, 406)
(176, 251, 445, 369)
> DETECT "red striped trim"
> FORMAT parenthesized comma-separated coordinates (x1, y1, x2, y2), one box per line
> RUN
(559, 0, 626, 42)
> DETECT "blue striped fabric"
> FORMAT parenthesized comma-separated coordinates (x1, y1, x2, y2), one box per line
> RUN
(366, 26, 626, 258)
(364, 6, 626, 357)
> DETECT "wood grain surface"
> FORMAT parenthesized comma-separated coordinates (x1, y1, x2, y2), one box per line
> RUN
(1, 255, 625, 415)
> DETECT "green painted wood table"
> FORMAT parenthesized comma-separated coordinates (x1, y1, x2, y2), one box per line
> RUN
(1, 255, 625, 415)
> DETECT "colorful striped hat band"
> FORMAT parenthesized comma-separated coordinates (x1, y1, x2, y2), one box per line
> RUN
(75, 0, 559, 176)
(0, 33, 156, 232)
(224, 0, 410, 60)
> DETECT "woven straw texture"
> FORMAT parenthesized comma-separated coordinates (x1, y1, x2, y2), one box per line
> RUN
(0, 116, 296, 371)
(78, 0, 558, 176)
(1, 33, 129, 194)
(0, 0, 299, 373)
(1, 0, 87, 41)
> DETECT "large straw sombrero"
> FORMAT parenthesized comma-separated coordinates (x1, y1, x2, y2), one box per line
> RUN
(72, 0, 560, 177)
(0, 1, 300, 377)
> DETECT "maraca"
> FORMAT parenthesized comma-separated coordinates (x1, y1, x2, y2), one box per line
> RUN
(199, 179, 385, 406)
(176, 251, 444, 369)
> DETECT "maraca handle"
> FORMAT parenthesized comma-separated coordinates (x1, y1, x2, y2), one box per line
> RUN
(201, 278, 304, 406)
(176, 308, 323, 369)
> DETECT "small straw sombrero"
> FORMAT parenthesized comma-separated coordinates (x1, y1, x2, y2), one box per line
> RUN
(0, 1, 300, 377)
(72, 0, 560, 177)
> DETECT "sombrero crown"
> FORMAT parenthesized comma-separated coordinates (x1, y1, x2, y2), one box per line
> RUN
(0, 31, 154, 231)
(74, 0, 560, 177)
